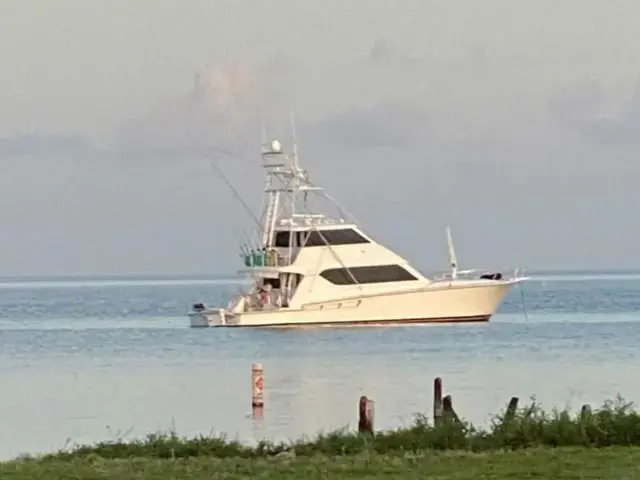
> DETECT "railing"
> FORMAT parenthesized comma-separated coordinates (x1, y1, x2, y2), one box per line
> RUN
(242, 288, 287, 312)
(431, 267, 526, 282)
(241, 249, 294, 268)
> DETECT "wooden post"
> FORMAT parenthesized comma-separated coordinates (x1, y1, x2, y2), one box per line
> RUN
(505, 397, 519, 422)
(252, 406, 264, 420)
(442, 394, 461, 424)
(433, 377, 443, 426)
(252, 362, 264, 408)
(358, 396, 374, 434)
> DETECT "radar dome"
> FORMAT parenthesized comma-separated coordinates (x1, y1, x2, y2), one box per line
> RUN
(270, 140, 282, 152)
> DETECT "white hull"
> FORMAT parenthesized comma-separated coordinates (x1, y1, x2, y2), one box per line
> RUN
(189, 279, 516, 328)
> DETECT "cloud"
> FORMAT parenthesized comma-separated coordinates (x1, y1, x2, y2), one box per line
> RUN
(103, 54, 437, 168)
(0, 133, 95, 157)
(547, 78, 605, 125)
(111, 60, 267, 157)
(549, 77, 640, 147)
(1, 55, 431, 163)
(369, 38, 397, 64)
(303, 102, 430, 149)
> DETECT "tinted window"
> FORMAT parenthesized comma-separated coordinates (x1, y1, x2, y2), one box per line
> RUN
(320, 265, 418, 285)
(274, 231, 307, 248)
(274, 231, 291, 248)
(303, 229, 369, 247)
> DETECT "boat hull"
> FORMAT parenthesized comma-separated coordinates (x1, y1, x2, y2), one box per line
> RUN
(188, 279, 516, 328)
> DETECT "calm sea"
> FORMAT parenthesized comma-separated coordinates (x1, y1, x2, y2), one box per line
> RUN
(1, 272, 640, 459)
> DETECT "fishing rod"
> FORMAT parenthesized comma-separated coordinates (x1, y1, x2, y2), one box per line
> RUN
(208, 159, 262, 231)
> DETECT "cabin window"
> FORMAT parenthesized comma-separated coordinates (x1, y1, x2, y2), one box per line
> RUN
(273, 231, 307, 248)
(274, 231, 291, 248)
(274, 229, 369, 248)
(303, 229, 369, 247)
(263, 277, 281, 289)
(320, 264, 418, 285)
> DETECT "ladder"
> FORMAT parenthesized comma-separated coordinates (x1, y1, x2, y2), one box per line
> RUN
(262, 189, 277, 247)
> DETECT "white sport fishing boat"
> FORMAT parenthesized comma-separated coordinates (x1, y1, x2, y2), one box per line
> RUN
(189, 133, 526, 328)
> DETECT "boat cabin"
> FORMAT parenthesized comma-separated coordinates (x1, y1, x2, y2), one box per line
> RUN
(241, 222, 370, 267)
(237, 222, 371, 310)
(231, 136, 425, 313)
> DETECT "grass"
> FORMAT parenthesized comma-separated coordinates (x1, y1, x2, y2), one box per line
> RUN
(4, 396, 640, 478)
(2, 448, 640, 479)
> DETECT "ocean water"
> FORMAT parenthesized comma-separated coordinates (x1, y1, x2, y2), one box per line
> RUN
(1, 272, 640, 460)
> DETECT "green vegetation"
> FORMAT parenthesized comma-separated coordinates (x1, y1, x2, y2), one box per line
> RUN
(3, 396, 640, 479)
(3, 448, 640, 479)
(29, 395, 640, 459)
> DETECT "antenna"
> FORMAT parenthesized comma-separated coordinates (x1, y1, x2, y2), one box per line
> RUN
(261, 115, 268, 154)
(446, 226, 458, 280)
(290, 109, 299, 168)
(289, 108, 309, 209)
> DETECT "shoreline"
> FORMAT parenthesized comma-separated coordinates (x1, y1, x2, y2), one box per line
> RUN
(3, 395, 640, 478)
(4, 395, 640, 461)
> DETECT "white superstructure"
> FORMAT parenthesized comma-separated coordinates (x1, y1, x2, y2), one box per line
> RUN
(189, 133, 525, 328)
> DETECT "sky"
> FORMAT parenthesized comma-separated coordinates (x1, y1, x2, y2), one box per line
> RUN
(1, 0, 640, 276)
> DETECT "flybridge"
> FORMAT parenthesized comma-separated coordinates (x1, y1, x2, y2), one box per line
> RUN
(258, 133, 348, 251)
(225, 122, 355, 269)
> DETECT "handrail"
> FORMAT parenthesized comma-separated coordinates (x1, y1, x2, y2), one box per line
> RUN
(431, 267, 525, 282)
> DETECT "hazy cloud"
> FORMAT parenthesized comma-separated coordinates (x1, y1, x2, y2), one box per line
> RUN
(0, 133, 95, 158)
(113, 61, 259, 155)
(3, 1, 640, 274)
(108, 56, 434, 159)
(369, 38, 399, 64)
(549, 77, 640, 148)
(548, 78, 605, 125)
(304, 102, 430, 149)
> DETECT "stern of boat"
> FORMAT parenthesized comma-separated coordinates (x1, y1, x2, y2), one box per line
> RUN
(188, 298, 244, 328)
(188, 308, 219, 327)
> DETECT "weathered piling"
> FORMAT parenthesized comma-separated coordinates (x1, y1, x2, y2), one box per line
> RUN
(252, 362, 264, 408)
(505, 397, 519, 422)
(358, 396, 375, 435)
(433, 377, 443, 426)
(442, 394, 461, 424)
(252, 406, 264, 420)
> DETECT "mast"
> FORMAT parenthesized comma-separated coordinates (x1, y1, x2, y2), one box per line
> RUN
(254, 121, 366, 290)
(446, 226, 458, 280)
(258, 116, 348, 251)
(260, 138, 284, 248)
(290, 110, 298, 222)
(259, 140, 325, 248)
